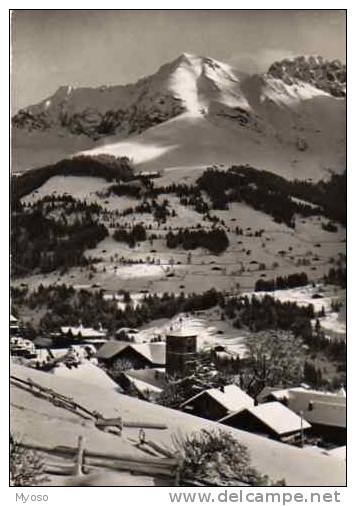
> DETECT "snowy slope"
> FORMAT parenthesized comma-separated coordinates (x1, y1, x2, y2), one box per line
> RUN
(12, 53, 345, 180)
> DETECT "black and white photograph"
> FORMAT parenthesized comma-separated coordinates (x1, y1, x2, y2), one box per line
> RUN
(9, 8, 346, 489)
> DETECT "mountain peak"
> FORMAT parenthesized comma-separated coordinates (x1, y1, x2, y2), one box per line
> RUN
(166, 52, 207, 71)
(179, 52, 196, 60)
(168, 52, 225, 70)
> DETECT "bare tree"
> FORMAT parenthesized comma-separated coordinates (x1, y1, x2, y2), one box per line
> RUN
(244, 331, 304, 396)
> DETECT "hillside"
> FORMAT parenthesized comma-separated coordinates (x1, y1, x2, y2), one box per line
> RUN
(12, 162, 346, 295)
(12, 54, 345, 180)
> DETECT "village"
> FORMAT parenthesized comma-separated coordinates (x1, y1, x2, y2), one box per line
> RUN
(10, 162, 347, 486)
(10, 295, 346, 486)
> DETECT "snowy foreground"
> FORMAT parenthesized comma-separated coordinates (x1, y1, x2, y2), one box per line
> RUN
(11, 363, 345, 486)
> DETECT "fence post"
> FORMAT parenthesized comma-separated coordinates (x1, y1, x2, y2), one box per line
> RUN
(73, 436, 85, 476)
(174, 456, 183, 486)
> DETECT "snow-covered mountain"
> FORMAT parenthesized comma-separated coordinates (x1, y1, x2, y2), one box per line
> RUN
(12, 53, 346, 180)
(12, 53, 250, 136)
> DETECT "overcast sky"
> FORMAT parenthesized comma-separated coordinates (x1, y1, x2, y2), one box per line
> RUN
(11, 10, 346, 111)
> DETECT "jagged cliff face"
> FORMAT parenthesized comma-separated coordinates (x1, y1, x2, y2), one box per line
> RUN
(268, 56, 346, 98)
(12, 53, 346, 178)
(12, 85, 185, 139)
(12, 95, 185, 138)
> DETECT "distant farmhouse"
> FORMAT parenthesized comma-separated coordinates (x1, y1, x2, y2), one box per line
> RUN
(59, 325, 107, 348)
(61, 324, 106, 340)
(136, 170, 161, 180)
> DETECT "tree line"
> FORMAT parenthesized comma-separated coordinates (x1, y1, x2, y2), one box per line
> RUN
(166, 228, 229, 254)
(254, 272, 309, 291)
(11, 155, 134, 203)
(113, 224, 147, 248)
(11, 285, 222, 334)
(197, 166, 323, 228)
(11, 201, 108, 276)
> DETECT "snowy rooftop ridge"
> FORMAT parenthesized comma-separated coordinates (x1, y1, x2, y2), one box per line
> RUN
(96, 341, 166, 366)
(220, 402, 311, 436)
(180, 384, 254, 412)
(260, 387, 346, 429)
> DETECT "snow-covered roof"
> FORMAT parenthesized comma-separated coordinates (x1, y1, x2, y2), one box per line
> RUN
(220, 402, 311, 436)
(10, 337, 35, 350)
(180, 384, 254, 412)
(50, 362, 122, 392)
(96, 341, 166, 365)
(124, 367, 167, 389)
(116, 327, 139, 334)
(215, 345, 249, 361)
(122, 372, 163, 394)
(10, 314, 18, 322)
(133, 343, 166, 365)
(95, 341, 128, 359)
(263, 387, 346, 428)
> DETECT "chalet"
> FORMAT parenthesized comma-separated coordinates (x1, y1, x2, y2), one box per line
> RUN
(115, 327, 140, 341)
(136, 170, 161, 180)
(258, 387, 346, 444)
(96, 341, 166, 369)
(180, 384, 254, 421)
(219, 402, 311, 443)
(212, 343, 249, 372)
(10, 337, 36, 358)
